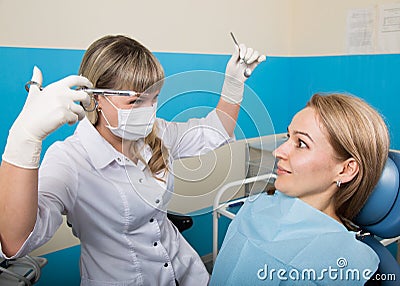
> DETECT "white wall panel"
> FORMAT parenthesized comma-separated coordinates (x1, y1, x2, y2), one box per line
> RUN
(1, 0, 397, 56)
(0, 0, 292, 55)
(291, 0, 399, 55)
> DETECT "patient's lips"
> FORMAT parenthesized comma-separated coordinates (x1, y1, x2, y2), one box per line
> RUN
(276, 164, 291, 175)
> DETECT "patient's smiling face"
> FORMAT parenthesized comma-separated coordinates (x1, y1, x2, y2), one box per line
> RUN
(273, 107, 343, 212)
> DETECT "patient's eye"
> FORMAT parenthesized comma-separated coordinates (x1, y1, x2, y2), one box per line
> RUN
(297, 139, 307, 149)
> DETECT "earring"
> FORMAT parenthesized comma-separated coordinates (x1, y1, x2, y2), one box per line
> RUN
(336, 180, 342, 188)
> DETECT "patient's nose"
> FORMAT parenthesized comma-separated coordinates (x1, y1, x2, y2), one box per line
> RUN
(273, 138, 292, 160)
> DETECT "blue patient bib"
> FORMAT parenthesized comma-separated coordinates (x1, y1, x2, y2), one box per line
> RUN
(210, 191, 379, 286)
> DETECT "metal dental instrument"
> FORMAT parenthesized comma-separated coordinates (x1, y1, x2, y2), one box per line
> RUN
(230, 32, 252, 78)
(24, 82, 141, 97)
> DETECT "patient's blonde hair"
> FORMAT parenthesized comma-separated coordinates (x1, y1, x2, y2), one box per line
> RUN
(307, 93, 389, 227)
(79, 35, 168, 177)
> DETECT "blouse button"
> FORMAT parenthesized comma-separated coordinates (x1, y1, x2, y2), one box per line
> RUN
(149, 218, 154, 223)
(155, 199, 160, 204)
(139, 178, 143, 183)
(153, 242, 158, 247)
(117, 158, 122, 162)
(164, 263, 169, 267)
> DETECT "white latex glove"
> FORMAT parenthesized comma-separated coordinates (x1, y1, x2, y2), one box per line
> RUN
(221, 43, 266, 104)
(2, 66, 92, 169)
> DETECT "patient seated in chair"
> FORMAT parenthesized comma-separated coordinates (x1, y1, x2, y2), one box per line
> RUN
(210, 93, 391, 285)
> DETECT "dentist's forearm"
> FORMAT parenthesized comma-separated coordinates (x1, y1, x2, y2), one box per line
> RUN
(216, 99, 240, 137)
(0, 161, 38, 256)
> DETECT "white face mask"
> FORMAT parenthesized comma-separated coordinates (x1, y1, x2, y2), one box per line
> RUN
(101, 96, 157, 141)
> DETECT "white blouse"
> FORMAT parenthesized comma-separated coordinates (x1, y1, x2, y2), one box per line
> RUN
(3, 110, 233, 286)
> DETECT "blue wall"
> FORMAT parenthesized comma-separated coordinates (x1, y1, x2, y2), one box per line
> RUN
(288, 55, 400, 149)
(1, 48, 399, 153)
(1, 47, 399, 284)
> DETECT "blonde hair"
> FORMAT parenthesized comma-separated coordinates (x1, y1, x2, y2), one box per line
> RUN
(79, 35, 168, 177)
(307, 93, 390, 226)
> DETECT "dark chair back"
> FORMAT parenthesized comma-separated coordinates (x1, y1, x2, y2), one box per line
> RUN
(355, 150, 400, 285)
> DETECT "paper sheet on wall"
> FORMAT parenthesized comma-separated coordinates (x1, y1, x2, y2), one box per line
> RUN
(346, 8, 375, 54)
(377, 3, 400, 53)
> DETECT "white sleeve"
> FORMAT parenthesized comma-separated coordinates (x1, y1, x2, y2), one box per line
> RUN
(157, 109, 235, 160)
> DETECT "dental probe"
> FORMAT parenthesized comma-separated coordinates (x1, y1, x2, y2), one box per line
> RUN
(230, 32, 252, 78)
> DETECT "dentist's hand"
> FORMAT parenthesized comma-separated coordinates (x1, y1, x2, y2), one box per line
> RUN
(21, 66, 92, 140)
(221, 43, 266, 104)
(2, 67, 92, 169)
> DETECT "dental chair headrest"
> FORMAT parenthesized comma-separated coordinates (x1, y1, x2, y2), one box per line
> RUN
(354, 150, 400, 238)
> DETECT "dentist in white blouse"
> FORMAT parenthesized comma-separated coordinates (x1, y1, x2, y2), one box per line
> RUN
(0, 34, 265, 286)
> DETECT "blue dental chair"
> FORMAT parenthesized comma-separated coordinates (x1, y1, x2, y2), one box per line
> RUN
(355, 150, 400, 285)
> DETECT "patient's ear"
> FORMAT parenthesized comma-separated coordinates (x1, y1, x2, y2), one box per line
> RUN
(338, 158, 359, 184)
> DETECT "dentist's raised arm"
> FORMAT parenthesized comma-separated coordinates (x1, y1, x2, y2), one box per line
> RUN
(0, 67, 91, 256)
(216, 36, 266, 137)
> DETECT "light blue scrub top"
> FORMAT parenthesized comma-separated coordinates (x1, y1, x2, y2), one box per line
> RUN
(210, 191, 379, 286)
(1, 110, 233, 286)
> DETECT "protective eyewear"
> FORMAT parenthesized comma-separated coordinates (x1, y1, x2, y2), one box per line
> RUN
(80, 88, 145, 97)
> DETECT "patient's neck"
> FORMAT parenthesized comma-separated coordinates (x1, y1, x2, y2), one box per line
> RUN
(324, 208, 342, 225)
(301, 195, 343, 225)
